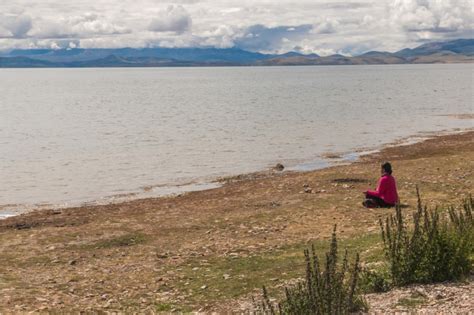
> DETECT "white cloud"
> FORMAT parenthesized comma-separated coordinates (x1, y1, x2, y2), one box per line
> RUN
(30, 13, 130, 39)
(148, 5, 192, 34)
(0, 13, 32, 38)
(312, 17, 340, 34)
(389, 0, 474, 34)
(0, 0, 472, 54)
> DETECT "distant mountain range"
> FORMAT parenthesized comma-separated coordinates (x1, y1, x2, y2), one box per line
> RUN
(0, 38, 472, 68)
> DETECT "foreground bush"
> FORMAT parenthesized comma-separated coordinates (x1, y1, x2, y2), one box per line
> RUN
(257, 226, 367, 314)
(380, 189, 473, 286)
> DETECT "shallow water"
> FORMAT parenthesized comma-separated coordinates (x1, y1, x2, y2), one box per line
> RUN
(0, 64, 473, 214)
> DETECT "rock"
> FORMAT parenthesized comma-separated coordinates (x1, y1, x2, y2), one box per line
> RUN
(303, 183, 310, 188)
(200, 285, 207, 290)
(69, 260, 77, 266)
(223, 274, 230, 280)
(304, 187, 313, 193)
(274, 163, 285, 171)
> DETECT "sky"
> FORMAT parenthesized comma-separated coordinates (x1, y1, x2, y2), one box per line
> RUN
(0, 0, 473, 56)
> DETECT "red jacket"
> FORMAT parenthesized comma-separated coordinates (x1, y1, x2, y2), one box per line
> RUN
(367, 174, 398, 205)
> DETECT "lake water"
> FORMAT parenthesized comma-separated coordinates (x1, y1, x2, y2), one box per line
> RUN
(0, 64, 473, 216)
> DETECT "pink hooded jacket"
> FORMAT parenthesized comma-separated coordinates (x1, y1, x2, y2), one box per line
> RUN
(367, 174, 398, 205)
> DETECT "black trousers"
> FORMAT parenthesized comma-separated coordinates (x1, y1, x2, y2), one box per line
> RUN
(364, 193, 394, 208)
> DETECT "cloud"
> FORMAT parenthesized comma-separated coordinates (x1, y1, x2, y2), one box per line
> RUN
(148, 5, 192, 34)
(234, 24, 313, 52)
(0, 0, 472, 54)
(316, 2, 372, 10)
(199, 25, 239, 48)
(312, 17, 340, 34)
(30, 13, 130, 39)
(389, 0, 474, 34)
(0, 13, 32, 38)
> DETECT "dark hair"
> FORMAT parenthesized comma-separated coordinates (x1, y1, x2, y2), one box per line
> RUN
(381, 162, 392, 175)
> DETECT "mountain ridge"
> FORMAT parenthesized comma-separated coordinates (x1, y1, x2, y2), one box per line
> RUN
(0, 38, 472, 68)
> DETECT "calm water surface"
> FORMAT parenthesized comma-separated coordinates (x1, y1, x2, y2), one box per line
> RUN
(0, 64, 473, 215)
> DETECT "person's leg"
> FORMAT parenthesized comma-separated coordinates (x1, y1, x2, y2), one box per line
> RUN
(362, 198, 377, 208)
(363, 194, 392, 208)
(363, 194, 378, 208)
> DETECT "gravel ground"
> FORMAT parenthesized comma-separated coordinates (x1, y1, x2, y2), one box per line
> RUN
(365, 278, 473, 314)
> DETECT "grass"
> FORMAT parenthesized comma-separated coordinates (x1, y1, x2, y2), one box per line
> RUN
(155, 303, 173, 311)
(76, 232, 148, 250)
(167, 233, 383, 308)
(257, 227, 367, 314)
(396, 292, 428, 308)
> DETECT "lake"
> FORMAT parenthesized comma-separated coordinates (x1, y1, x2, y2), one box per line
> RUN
(0, 64, 472, 216)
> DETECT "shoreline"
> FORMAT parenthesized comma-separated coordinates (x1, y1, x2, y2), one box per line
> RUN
(0, 129, 472, 312)
(1, 126, 472, 220)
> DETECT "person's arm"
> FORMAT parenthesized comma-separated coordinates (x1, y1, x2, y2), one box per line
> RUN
(366, 177, 384, 197)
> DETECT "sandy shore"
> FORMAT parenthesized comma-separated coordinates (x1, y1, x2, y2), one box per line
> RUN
(0, 130, 473, 312)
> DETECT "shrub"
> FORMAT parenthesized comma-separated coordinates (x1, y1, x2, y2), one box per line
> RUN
(380, 188, 473, 286)
(359, 268, 392, 293)
(256, 226, 367, 314)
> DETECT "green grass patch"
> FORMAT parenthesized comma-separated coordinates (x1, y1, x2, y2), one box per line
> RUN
(169, 233, 383, 307)
(78, 232, 148, 250)
(396, 292, 427, 308)
(155, 303, 173, 311)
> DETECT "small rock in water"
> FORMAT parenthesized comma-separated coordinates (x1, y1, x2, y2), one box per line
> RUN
(274, 163, 284, 171)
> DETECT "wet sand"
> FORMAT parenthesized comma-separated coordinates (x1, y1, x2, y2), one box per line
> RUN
(0, 130, 472, 312)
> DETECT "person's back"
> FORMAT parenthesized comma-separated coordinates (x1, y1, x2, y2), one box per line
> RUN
(363, 162, 398, 208)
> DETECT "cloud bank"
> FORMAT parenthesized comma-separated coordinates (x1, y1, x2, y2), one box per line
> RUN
(0, 0, 472, 55)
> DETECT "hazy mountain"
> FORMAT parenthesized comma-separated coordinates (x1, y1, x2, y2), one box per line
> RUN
(0, 38, 472, 68)
(259, 38, 473, 66)
(0, 56, 57, 67)
(0, 47, 273, 64)
(394, 39, 474, 57)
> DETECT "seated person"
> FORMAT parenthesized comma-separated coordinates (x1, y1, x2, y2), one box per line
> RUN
(363, 162, 398, 208)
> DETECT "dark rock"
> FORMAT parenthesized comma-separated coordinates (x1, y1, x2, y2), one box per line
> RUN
(274, 163, 285, 171)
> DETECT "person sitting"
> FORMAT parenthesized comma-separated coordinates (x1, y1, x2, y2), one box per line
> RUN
(363, 162, 398, 208)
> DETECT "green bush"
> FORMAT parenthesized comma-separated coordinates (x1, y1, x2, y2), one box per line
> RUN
(380, 188, 473, 286)
(256, 226, 367, 314)
(359, 268, 392, 293)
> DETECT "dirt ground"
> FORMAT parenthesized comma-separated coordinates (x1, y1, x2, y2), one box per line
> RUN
(0, 131, 472, 312)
